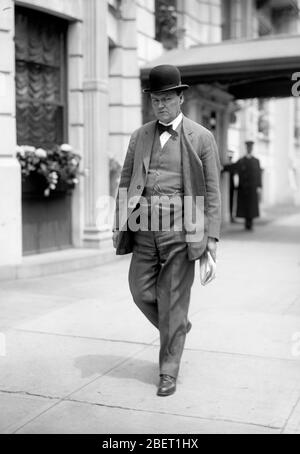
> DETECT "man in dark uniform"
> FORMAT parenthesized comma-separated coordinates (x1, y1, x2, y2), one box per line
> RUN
(224, 140, 262, 231)
(113, 65, 221, 397)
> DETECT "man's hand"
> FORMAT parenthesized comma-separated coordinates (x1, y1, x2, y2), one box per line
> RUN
(207, 237, 217, 263)
(112, 231, 120, 249)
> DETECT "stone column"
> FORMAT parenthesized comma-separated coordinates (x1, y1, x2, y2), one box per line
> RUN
(68, 20, 85, 248)
(243, 0, 256, 38)
(82, 0, 110, 247)
(230, 0, 255, 39)
(273, 98, 295, 205)
(0, 1, 22, 266)
(109, 0, 141, 166)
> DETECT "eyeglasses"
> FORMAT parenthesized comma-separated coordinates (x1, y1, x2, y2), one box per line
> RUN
(151, 96, 176, 106)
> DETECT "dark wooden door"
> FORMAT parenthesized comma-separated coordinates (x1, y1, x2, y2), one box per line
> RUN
(22, 193, 72, 256)
(15, 7, 72, 255)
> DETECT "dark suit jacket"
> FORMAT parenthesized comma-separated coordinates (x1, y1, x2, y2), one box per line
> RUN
(114, 116, 221, 261)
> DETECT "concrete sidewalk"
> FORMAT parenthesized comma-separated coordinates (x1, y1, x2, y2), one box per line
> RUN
(0, 210, 300, 434)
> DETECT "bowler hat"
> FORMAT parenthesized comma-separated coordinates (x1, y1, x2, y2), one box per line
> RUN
(143, 65, 189, 94)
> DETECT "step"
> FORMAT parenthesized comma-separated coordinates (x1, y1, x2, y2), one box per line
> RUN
(0, 247, 123, 282)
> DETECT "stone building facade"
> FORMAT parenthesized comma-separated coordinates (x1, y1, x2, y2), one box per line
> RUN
(224, 0, 300, 206)
(0, 0, 110, 266)
(0, 0, 299, 269)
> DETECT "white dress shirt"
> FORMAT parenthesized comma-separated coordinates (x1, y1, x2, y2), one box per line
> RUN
(158, 112, 183, 148)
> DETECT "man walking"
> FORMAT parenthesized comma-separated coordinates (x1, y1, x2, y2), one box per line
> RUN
(113, 65, 221, 397)
(224, 140, 262, 231)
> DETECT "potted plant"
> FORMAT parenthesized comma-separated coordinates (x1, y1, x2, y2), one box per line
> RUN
(16, 144, 83, 198)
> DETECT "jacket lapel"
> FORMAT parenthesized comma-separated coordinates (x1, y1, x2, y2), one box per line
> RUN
(182, 116, 194, 145)
(142, 121, 156, 174)
(142, 117, 194, 173)
(182, 116, 206, 194)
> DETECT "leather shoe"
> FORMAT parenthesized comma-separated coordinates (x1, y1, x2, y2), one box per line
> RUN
(157, 375, 176, 397)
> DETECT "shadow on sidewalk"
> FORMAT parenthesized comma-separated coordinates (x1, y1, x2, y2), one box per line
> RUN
(74, 355, 158, 385)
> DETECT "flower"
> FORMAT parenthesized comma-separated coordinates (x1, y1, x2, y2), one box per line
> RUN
(35, 148, 47, 159)
(16, 143, 83, 197)
(16, 146, 25, 157)
(23, 145, 36, 153)
(49, 172, 59, 181)
(60, 144, 73, 153)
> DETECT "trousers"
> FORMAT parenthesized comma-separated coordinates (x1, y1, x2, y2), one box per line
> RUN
(128, 229, 195, 379)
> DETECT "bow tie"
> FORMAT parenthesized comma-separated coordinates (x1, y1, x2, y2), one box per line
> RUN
(157, 122, 177, 137)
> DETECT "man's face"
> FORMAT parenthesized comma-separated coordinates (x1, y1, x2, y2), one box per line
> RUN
(246, 142, 254, 155)
(151, 90, 183, 124)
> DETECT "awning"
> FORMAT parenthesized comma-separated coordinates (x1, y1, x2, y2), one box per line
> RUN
(141, 35, 300, 99)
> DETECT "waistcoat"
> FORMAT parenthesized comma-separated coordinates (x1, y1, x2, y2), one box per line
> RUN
(139, 123, 184, 231)
(143, 124, 183, 197)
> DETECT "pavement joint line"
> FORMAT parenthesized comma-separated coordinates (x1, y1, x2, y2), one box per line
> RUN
(2, 333, 298, 434)
(0, 389, 60, 401)
(0, 211, 298, 434)
(57, 396, 282, 432)
(0, 389, 62, 435)
(144, 340, 300, 365)
(2, 389, 282, 434)
(10, 399, 70, 434)
(11, 343, 153, 434)
(280, 393, 300, 434)
(182, 346, 300, 364)
(9, 327, 300, 364)
(11, 327, 157, 348)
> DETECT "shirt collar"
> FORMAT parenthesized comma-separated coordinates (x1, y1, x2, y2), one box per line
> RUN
(159, 112, 183, 131)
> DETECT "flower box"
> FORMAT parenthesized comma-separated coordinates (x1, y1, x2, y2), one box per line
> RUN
(22, 172, 72, 199)
(17, 144, 82, 198)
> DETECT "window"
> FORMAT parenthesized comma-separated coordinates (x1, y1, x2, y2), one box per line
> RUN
(155, 0, 178, 49)
(15, 7, 68, 148)
(222, 0, 232, 40)
(256, 0, 273, 37)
